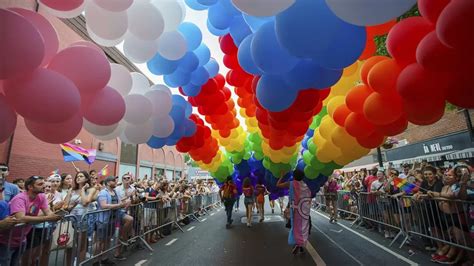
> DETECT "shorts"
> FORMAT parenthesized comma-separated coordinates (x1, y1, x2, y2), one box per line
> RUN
(244, 196, 254, 205)
(26, 227, 54, 249)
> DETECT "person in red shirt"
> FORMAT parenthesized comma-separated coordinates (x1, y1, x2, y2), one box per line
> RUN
(220, 176, 237, 229)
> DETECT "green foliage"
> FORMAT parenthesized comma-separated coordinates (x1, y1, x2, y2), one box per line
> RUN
(184, 154, 198, 167)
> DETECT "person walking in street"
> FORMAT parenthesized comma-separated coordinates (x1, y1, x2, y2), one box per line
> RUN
(220, 176, 237, 229)
(324, 175, 338, 223)
(256, 181, 267, 222)
(242, 177, 255, 227)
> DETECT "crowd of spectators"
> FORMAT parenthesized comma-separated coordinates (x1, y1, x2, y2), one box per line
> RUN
(0, 163, 220, 266)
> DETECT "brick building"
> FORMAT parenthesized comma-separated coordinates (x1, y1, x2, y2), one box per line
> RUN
(0, 1, 186, 181)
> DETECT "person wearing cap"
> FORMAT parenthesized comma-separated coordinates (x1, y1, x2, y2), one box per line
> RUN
(220, 176, 237, 228)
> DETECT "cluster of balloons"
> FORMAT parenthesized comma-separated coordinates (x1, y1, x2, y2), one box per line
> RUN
(175, 115, 233, 182)
(1, 8, 123, 144)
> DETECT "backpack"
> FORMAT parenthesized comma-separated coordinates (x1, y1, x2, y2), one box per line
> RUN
(222, 184, 234, 199)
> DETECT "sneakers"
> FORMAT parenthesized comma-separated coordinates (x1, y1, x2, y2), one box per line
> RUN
(247, 222, 252, 227)
(114, 255, 126, 261)
(433, 255, 455, 264)
(384, 231, 390, 239)
(425, 246, 437, 251)
(272, 209, 275, 214)
(259, 218, 264, 223)
(292, 245, 305, 255)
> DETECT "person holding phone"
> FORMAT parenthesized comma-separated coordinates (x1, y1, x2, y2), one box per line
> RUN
(0, 178, 19, 231)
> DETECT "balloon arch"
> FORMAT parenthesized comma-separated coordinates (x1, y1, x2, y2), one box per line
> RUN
(1, 0, 472, 196)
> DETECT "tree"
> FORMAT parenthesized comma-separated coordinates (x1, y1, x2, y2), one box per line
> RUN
(184, 154, 198, 167)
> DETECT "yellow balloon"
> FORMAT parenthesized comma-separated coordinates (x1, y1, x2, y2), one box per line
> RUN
(319, 117, 335, 139)
(331, 126, 357, 148)
(327, 96, 345, 118)
(342, 61, 359, 77)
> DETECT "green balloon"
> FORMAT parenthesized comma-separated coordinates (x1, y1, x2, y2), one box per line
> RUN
(303, 151, 312, 165)
(304, 166, 319, 179)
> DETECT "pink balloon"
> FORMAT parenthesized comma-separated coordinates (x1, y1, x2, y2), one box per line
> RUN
(9, 8, 59, 67)
(3, 68, 81, 123)
(39, 0, 84, 11)
(70, 41, 104, 54)
(0, 9, 44, 79)
(0, 95, 17, 143)
(94, 0, 133, 12)
(25, 113, 83, 144)
(48, 45, 111, 94)
(83, 86, 126, 126)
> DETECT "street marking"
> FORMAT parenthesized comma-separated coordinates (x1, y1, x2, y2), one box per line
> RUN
(306, 241, 327, 266)
(330, 229, 343, 233)
(311, 210, 418, 266)
(201, 218, 207, 222)
(135, 260, 147, 266)
(165, 238, 178, 246)
(313, 224, 363, 266)
(187, 226, 195, 232)
(210, 213, 215, 216)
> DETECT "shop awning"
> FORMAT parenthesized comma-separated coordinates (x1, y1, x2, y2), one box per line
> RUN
(339, 163, 379, 173)
(401, 150, 456, 165)
(445, 148, 474, 160)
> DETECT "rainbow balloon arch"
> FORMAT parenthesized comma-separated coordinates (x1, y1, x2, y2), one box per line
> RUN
(1, 0, 472, 196)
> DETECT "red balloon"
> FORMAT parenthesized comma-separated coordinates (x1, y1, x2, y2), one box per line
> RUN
(333, 104, 351, 127)
(357, 131, 385, 149)
(403, 98, 445, 125)
(39, 0, 83, 11)
(367, 20, 397, 36)
(0, 9, 44, 79)
(359, 37, 376, 60)
(219, 34, 238, 55)
(375, 115, 408, 136)
(223, 54, 239, 69)
(416, 31, 463, 71)
(83, 86, 126, 126)
(345, 84, 373, 113)
(25, 113, 83, 144)
(363, 92, 403, 125)
(397, 63, 449, 101)
(0, 95, 17, 143)
(419, 0, 451, 24)
(437, 0, 474, 49)
(360, 56, 389, 85)
(445, 70, 474, 109)
(367, 59, 401, 94)
(386, 17, 434, 67)
(4, 68, 81, 123)
(344, 112, 375, 138)
(48, 45, 111, 94)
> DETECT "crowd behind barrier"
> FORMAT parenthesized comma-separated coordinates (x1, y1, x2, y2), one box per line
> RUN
(0, 164, 222, 266)
(315, 162, 474, 265)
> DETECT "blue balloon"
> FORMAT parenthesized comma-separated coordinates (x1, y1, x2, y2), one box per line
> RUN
(306, 129, 314, 137)
(208, 1, 234, 30)
(197, 0, 217, 6)
(169, 105, 186, 124)
(301, 137, 309, 149)
(243, 14, 274, 32)
(184, 0, 208, 10)
(238, 34, 262, 75)
(283, 59, 343, 90)
(207, 19, 229, 36)
(147, 53, 179, 75)
(229, 15, 252, 46)
(178, 23, 203, 51)
(275, 0, 365, 62)
(184, 119, 197, 137)
(203, 58, 219, 78)
(163, 70, 190, 88)
(165, 137, 180, 146)
(182, 83, 202, 96)
(172, 95, 188, 109)
(190, 66, 210, 86)
(147, 135, 166, 149)
(219, 0, 240, 16)
(251, 21, 299, 75)
(185, 102, 192, 118)
(256, 75, 298, 112)
(178, 52, 199, 72)
(296, 158, 305, 171)
(193, 44, 211, 66)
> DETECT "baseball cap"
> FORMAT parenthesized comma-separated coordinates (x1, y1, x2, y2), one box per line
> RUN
(104, 176, 116, 183)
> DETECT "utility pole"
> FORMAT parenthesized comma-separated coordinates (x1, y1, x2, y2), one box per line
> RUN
(463, 109, 474, 143)
(376, 147, 383, 168)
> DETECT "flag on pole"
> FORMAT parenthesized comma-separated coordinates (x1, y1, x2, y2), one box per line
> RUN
(393, 177, 417, 194)
(60, 143, 96, 165)
(98, 165, 109, 177)
(49, 169, 59, 176)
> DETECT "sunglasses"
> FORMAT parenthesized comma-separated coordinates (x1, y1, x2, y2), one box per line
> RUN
(0, 167, 8, 171)
(123, 176, 131, 180)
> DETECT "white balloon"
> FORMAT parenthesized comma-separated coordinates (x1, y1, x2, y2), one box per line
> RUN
(86, 26, 125, 47)
(123, 33, 159, 63)
(130, 72, 150, 94)
(151, 0, 186, 32)
(157, 31, 187, 60)
(39, 0, 86, 18)
(96, 122, 125, 141)
(153, 84, 172, 97)
(108, 64, 133, 96)
(145, 87, 172, 115)
(325, 0, 417, 26)
(83, 119, 119, 136)
(231, 0, 295, 17)
(85, 1, 128, 44)
(124, 94, 153, 125)
(94, 0, 133, 12)
(127, 1, 164, 41)
(123, 120, 154, 144)
(151, 115, 175, 138)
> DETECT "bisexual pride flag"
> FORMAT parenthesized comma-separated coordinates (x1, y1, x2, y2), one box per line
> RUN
(60, 143, 96, 165)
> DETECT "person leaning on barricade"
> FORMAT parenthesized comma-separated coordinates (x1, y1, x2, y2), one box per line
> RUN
(0, 176, 61, 266)
(96, 176, 132, 264)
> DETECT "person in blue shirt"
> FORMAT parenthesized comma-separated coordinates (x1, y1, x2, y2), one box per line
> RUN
(0, 163, 19, 203)
(0, 176, 19, 230)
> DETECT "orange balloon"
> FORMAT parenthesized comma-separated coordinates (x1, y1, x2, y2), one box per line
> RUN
(344, 112, 375, 139)
(375, 115, 408, 136)
(357, 131, 385, 149)
(363, 92, 403, 125)
(367, 59, 401, 94)
(345, 84, 373, 113)
(359, 38, 376, 60)
(333, 104, 352, 127)
(360, 56, 389, 85)
(367, 20, 397, 36)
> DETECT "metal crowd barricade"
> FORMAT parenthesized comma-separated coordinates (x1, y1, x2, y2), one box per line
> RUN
(336, 190, 359, 220)
(398, 196, 473, 251)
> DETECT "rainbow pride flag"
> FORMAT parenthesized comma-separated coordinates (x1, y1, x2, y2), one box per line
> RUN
(393, 177, 416, 194)
(60, 143, 96, 165)
(49, 169, 59, 176)
(98, 165, 109, 177)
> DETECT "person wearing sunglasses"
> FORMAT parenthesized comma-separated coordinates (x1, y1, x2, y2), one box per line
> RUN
(0, 163, 20, 203)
